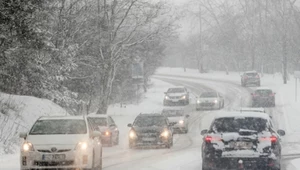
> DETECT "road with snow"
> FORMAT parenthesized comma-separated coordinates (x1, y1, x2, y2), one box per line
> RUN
(2, 72, 300, 170)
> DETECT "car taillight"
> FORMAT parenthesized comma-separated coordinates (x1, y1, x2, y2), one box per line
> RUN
(256, 75, 260, 78)
(260, 136, 277, 143)
(244, 76, 248, 79)
(205, 136, 221, 143)
(269, 93, 275, 97)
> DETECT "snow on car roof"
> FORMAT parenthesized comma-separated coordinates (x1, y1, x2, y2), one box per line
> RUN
(39, 115, 85, 120)
(244, 70, 258, 73)
(255, 86, 272, 90)
(214, 111, 270, 119)
(168, 86, 185, 89)
(162, 107, 184, 111)
(239, 107, 265, 112)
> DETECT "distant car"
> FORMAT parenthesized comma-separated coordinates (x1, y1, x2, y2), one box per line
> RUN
(19, 116, 102, 170)
(241, 71, 260, 87)
(127, 113, 173, 149)
(196, 91, 224, 110)
(163, 86, 189, 106)
(88, 115, 119, 146)
(252, 87, 276, 107)
(161, 108, 189, 134)
(201, 112, 285, 170)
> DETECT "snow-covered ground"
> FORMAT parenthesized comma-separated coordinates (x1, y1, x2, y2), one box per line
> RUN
(2, 67, 300, 169)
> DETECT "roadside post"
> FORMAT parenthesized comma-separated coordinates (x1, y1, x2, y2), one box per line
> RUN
(132, 61, 144, 104)
(294, 71, 300, 102)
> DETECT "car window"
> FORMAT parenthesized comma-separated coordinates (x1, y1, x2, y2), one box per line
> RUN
(29, 119, 87, 135)
(200, 92, 217, 98)
(211, 117, 268, 133)
(167, 88, 185, 93)
(134, 116, 167, 127)
(88, 117, 107, 127)
(246, 73, 258, 77)
(255, 90, 272, 95)
(162, 110, 184, 117)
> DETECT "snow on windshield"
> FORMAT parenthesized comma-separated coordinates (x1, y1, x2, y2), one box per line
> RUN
(29, 119, 87, 135)
(88, 117, 107, 126)
(200, 92, 217, 98)
(162, 110, 184, 117)
(134, 116, 167, 127)
(167, 88, 184, 93)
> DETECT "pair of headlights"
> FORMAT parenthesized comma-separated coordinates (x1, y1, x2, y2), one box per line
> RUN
(197, 99, 218, 103)
(165, 95, 186, 100)
(129, 130, 170, 139)
(22, 142, 89, 152)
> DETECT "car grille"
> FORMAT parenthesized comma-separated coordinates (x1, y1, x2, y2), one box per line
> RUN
(169, 96, 181, 99)
(200, 103, 215, 107)
(34, 161, 74, 166)
(37, 149, 71, 153)
(138, 133, 158, 137)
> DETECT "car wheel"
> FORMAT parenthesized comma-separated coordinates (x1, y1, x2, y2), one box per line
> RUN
(129, 142, 134, 149)
(114, 135, 119, 145)
(184, 128, 188, 134)
(222, 101, 225, 108)
(108, 137, 114, 147)
(218, 103, 221, 110)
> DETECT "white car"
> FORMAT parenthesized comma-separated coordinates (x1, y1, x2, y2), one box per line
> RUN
(88, 114, 119, 146)
(19, 116, 102, 170)
(196, 91, 224, 110)
(239, 107, 266, 113)
(161, 108, 189, 133)
(163, 86, 190, 106)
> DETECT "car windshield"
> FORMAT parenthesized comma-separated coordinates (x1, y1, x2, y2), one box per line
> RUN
(29, 119, 87, 135)
(162, 110, 184, 117)
(88, 117, 107, 126)
(200, 92, 217, 98)
(211, 117, 268, 133)
(255, 90, 272, 95)
(134, 116, 167, 127)
(167, 88, 185, 93)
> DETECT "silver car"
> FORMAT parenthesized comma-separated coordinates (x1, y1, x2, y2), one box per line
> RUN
(196, 91, 224, 110)
(162, 108, 189, 134)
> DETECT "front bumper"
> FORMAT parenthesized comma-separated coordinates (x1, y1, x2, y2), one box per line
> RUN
(196, 102, 218, 109)
(164, 99, 187, 105)
(129, 135, 171, 147)
(20, 149, 93, 169)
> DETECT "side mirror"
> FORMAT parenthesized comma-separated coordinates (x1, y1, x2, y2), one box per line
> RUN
(127, 123, 132, 127)
(277, 129, 285, 136)
(92, 131, 101, 138)
(201, 129, 208, 135)
(19, 132, 27, 139)
(185, 115, 190, 118)
(110, 124, 116, 127)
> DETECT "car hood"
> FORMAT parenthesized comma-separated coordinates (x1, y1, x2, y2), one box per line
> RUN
(166, 93, 186, 97)
(132, 126, 166, 133)
(168, 116, 184, 123)
(98, 126, 109, 132)
(27, 134, 89, 146)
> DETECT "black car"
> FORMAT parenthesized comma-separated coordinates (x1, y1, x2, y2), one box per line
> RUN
(128, 113, 173, 149)
(201, 112, 285, 170)
(252, 88, 276, 107)
(241, 71, 260, 87)
(163, 86, 189, 106)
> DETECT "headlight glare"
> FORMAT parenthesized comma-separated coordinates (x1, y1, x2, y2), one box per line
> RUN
(197, 100, 201, 103)
(105, 131, 110, 136)
(22, 142, 34, 152)
(214, 99, 218, 103)
(179, 120, 184, 124)
(129, 130, 137, 139)
(165, 96, 169, 100)
(161, 130, 169, 138)
(181, 95, 186, 99)
(76, 142, 88, 150)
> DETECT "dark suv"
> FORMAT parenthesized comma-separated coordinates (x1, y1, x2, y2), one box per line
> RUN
(241, 71, 260, 87)
(127, 114, 173, 149)
(201, 112, 285, 170)
(252, 88, 276, 107)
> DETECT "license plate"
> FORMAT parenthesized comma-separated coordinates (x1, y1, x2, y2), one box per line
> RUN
(235, 142, 253, 149)
(142, 138, 156, 142)
(42, 154, 66, 161)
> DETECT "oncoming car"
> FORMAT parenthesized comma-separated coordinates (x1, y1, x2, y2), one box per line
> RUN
(196, 91, 224, 110)
(88, 115, 119, 147)
(128, 113, 173, 149)
(161, 108, 189, 134)
(163, 86, 189, 106)
(201, 112, 285, 170)
(19, 116, 102, 170)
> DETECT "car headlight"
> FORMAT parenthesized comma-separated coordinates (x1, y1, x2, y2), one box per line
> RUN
(165, 96, 170, 100)
(160, 130, 169, 138)
(214, 99, 218, 103)
(22, 142, 34, 152)
(181, 95, 186, 99)
(104, 131, 111, 136)
(76, 142, 88, 150)
(197, 100, 201, 104)
(129, 130, 137, 139)
(179, 120, 184, 124)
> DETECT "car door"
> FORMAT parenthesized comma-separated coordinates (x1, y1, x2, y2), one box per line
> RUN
(87, 119, 101, 165)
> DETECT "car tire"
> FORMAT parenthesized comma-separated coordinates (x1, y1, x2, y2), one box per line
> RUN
(184, 128, 188, 134)
(129, 142, 134, 149)
(222, 101, 225, 108)
(108, 137, 114, 147)
(114, 135, 119, 145)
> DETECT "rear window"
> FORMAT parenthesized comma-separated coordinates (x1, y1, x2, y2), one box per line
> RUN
(29, 119, 87, 135)
(200, 92, 217, 98)
(246, 73, 258, 77)
(162, 110, 184, 117)
(88, 117, 107, 127)
(211, 117, 268, 133)
(255, 90, 272, 95)
(167, 88, 185, 93)
(134, 116, 167, 127)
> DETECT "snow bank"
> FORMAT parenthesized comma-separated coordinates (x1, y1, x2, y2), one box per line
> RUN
(0, 93, 67, 154)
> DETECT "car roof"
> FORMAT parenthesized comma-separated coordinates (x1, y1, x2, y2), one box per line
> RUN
(168, 86, 185, 89)
(87, 114, 108, 118)
(162, 107, 184, 111)
(239, 107, 265, 112)
(38, 116, 85, 120)
(138, 113, 164, 117)
(255, 87, 272, 91)
(244, 70, 258, 73)
(214, 111, 270, 120)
